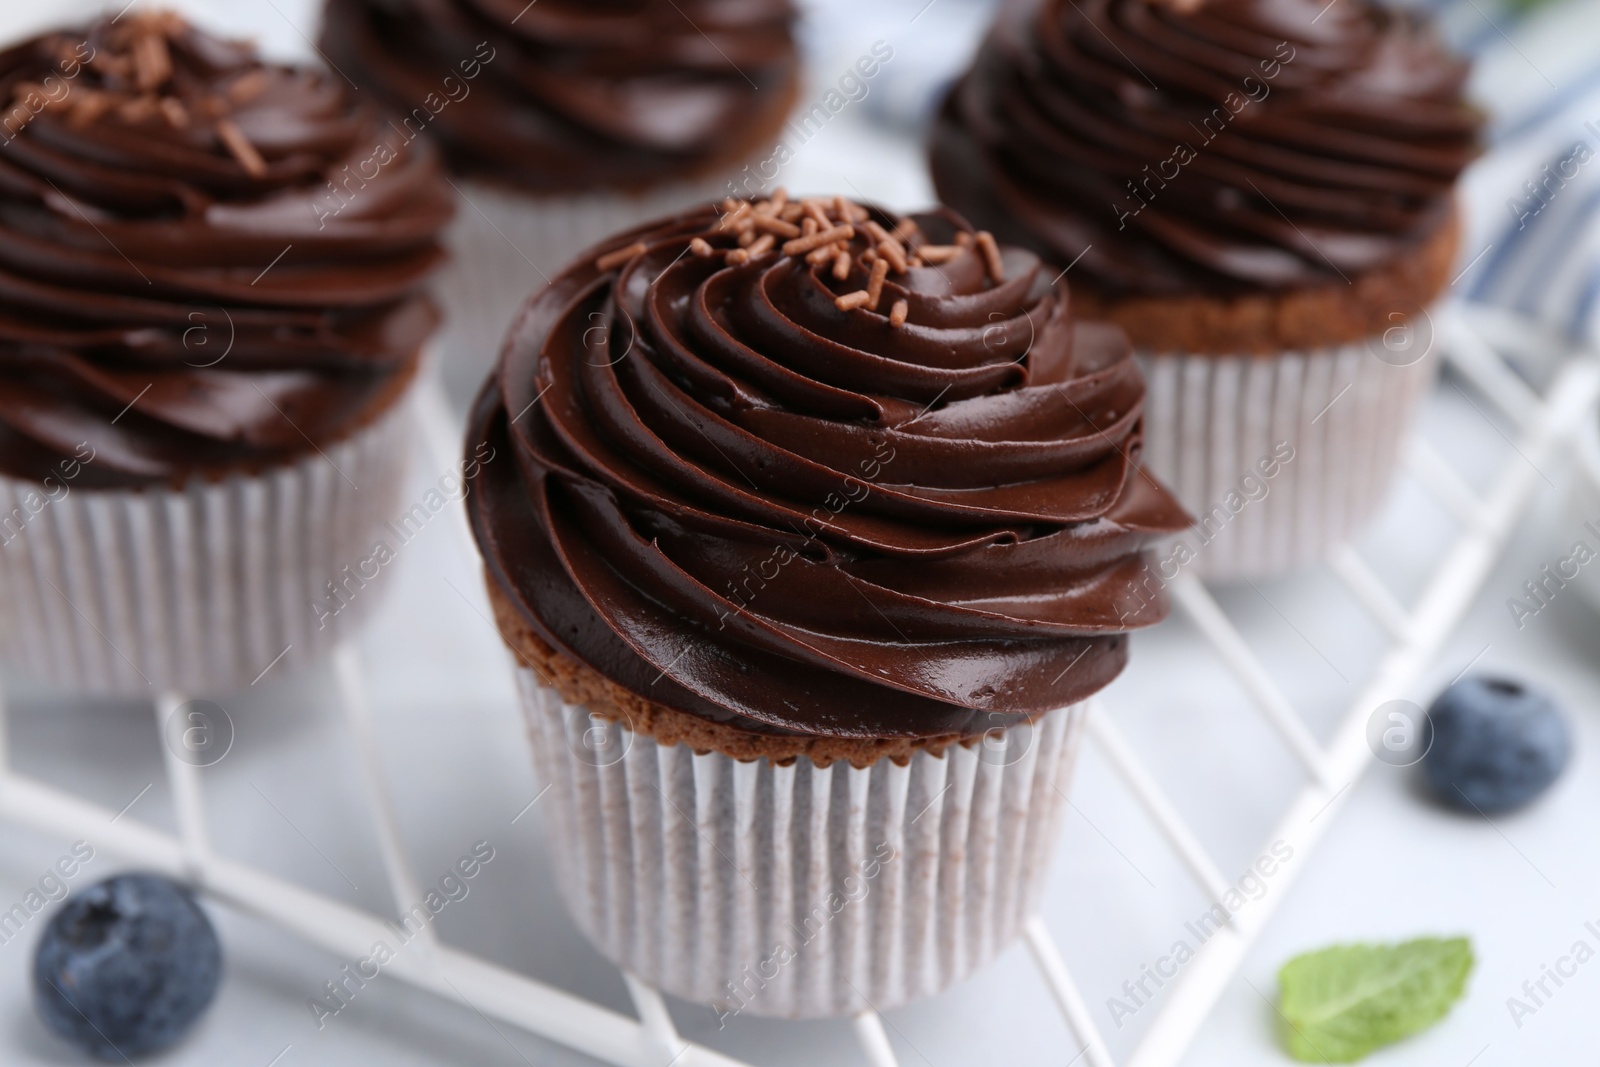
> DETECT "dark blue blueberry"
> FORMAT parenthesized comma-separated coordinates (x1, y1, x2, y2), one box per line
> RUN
(33, 874, 222, 1061)
(1423, 675, 1571, 814)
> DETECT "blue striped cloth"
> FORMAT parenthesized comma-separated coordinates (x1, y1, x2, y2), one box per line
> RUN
(801, 0, 1600, 347)
(1430, 0, 1600, 346)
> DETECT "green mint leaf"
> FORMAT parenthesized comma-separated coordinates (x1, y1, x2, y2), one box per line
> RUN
(1277, 937, 1474, 1063)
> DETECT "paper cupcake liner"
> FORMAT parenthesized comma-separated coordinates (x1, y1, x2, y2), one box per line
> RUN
(434, 176, 740, 401)
(1562, 407, 1600, 616)
(1137, 338, 1439, 581)
(0, 397, 415, 697)
(516, 668, 1086, 1018)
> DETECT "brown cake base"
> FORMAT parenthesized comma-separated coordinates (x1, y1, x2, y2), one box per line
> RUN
(1074, 210, 1461, 355)
(487, 576, 994, 769)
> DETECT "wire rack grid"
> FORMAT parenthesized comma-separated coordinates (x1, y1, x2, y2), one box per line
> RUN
(0, 302, 1593, 1067)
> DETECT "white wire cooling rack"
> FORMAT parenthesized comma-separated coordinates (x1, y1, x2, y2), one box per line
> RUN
(0, 301, 1594, 1067)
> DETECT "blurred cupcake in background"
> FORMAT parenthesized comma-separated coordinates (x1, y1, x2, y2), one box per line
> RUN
(467, 193, 1188, 1015)
(932, 0, 1481, 579)
(0, 11, 452, 695)
(319, 0, 802, 394)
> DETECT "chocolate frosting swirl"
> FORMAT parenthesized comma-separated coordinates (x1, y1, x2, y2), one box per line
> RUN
(468, 198, 1189, 741)
(0, 13, 452, 488)
(320, 0, 801, 194)
(931, 0, 1480, 297)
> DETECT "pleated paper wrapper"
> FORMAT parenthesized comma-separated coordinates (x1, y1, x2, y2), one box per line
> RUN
(0, 398, 415, 697)
(517, 668, 1087, 1018)
(1564, 407, 1600, 615)
(1138, 338, 1439, 581)
(433, 176, 739, 401)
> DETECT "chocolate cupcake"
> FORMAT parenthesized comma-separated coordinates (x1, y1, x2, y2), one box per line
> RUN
(0, 12, 452, 695)
(319, 0, 802, 393)
(933, 0, 1480, 578)
(467, 194, 1188, 1015)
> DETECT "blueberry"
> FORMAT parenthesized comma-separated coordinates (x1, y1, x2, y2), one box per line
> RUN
(33, 874, 222, 1061)
(1422, 676, 1571, 814)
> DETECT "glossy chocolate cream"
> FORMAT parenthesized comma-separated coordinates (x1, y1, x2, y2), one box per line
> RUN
(468, 196, 1190, 741)
(931, 0, 1480, 298)
(0, 12, 452, 488)
(320, 0, 801, 194)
